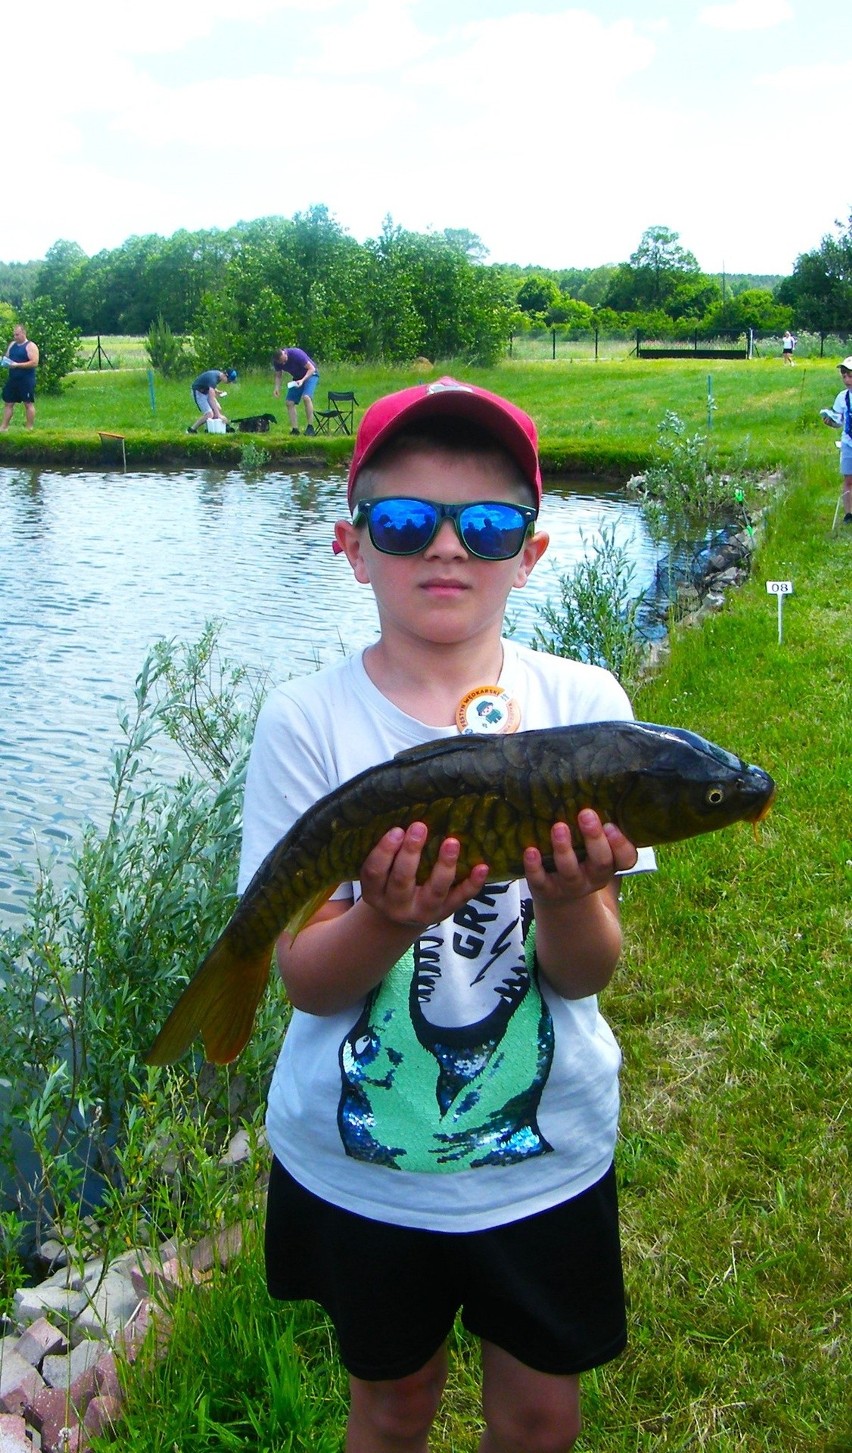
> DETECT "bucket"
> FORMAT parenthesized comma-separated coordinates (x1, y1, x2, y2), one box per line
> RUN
(206, 419, 227, 434)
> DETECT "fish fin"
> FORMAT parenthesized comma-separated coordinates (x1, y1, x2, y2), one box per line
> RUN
(284, 883, 337, 939)
(145, 935, 274, 1066)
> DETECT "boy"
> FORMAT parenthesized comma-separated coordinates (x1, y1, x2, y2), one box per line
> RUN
(820, 356, 852, 523)
(239, 377, 652, 1452)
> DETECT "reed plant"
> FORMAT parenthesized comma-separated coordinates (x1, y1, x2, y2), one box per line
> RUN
(0, 629, 276, 1293)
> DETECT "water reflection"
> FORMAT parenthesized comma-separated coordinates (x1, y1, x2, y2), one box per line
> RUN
(0, 464, 658, 916)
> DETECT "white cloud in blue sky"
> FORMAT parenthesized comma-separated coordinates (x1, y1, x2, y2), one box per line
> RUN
(4, 0, 846, 276)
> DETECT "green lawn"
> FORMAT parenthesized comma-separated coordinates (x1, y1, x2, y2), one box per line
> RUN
(0, 351, 839, 480)
(84, 366, 852, 1451)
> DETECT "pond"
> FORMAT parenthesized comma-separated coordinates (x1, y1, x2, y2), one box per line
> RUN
(0, 464, 661, 918)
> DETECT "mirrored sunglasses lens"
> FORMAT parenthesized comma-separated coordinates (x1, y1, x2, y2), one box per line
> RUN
(369, 499, 437, 553)
(459, 503, 529, 558)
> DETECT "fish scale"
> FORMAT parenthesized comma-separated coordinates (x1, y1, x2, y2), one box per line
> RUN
(146, 720, 775, 1065)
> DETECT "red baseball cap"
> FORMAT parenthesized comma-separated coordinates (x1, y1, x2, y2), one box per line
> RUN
(347, 376, 542, 508)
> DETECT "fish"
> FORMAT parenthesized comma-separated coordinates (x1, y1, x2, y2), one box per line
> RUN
(145, 720, 775, 1066)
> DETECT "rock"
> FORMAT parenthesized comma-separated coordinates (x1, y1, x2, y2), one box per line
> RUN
(13, 1283, 87, 1328)
(72, 1269, 139, 1344)
(15, 1316, 67, 1365)
(0, 1413, 32, 1453)
(83, 1393, 122, 1438)
(42, 1338, 104, 1393)
(0, 1346, 45, 1412)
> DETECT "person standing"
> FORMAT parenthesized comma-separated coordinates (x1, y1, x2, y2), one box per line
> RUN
(1, 323, 39, 430)
(272, 346, 319, 435)
(187, 368, 237, 433)
(781, 331, 796, 365)
(820, 356, 852, 523)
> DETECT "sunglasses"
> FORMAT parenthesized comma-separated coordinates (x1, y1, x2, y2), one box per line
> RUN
(352, 497, 537, 560)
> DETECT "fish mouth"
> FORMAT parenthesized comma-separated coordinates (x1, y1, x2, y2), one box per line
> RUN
(754, 787, 776, 822)
(743, 774, 776, 824)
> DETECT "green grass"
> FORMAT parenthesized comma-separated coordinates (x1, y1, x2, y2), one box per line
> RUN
(92, 438, 852, 1448)
(77, 335, 152, 370)
(7, 353, 846, 1449)
(0, 348, 838, 480)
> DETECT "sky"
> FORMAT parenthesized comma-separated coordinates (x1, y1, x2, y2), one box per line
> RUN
(5, 0, 849, 277)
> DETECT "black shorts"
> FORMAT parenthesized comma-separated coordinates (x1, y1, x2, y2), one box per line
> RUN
(265, 1158, 626, 1382)
(2, 373, 35, 404)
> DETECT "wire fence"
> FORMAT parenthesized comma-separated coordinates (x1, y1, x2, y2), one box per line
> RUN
(507, 328, 852, 364)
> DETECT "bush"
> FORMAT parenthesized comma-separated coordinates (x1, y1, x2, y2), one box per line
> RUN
(628, 411, 745, 538)
(145, 314, 188, 377)
(22, 297, 81, 393)
(0, 626, 276, 1271)
(532, 522, 643, 691)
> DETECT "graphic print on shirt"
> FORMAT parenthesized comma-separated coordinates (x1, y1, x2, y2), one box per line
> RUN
(337, 885, 555, 1171)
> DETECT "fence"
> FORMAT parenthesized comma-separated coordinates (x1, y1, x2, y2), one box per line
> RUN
(508, 327, 852, 364)
(635, 330, 754, 361)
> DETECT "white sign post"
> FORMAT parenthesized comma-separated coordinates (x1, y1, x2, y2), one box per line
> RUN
(766, 580, 793, 644)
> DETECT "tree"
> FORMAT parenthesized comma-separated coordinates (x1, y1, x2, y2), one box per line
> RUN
(441, 228, 489, 263)
(776, 213, 852, 336)
(701, 289, 791, 337)
(604, 226, 719, 318)
(516, 274, 561, 318)
(33, 240, 89, 327)
(546, 297, 595, 331)
(0, 259, 40, 310)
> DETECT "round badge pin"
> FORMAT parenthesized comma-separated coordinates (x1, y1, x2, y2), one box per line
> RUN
(455, 685, 521, 736)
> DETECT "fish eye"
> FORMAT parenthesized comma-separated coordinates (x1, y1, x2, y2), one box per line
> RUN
(705, 785, 725, 806)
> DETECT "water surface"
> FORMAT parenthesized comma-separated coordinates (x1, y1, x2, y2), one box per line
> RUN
(0, 464, 659, 916)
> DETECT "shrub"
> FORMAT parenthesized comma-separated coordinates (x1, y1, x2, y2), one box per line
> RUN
(0, 626, 276, 1270)
(22, 297, 81, 393)
(532, 522, 643, 691)
(629, 410, 744, 539)
(145, 314, 188, 377)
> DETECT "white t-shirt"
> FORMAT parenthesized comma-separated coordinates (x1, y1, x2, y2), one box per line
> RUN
(239, 640, 654, 1232)
(830, 389, 852, 443)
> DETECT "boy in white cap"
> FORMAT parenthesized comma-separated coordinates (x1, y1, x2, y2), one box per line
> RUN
(240, 377, 652, 1451)
(820, 357, 852, 522)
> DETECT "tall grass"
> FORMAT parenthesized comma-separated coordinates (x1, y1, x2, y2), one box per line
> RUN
(90, 448, 851, 1451)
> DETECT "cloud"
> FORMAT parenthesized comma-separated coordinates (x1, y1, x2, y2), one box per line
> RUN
(754, 60, 852, 94)
(698, 0, 793, 32)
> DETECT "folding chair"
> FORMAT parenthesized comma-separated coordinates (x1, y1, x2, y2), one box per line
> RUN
(313, 390, 359, 436)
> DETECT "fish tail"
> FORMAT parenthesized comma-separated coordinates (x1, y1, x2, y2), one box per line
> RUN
(145, 933, 274, 1066)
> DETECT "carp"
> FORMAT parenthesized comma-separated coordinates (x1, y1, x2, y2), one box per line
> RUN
(146, 720, 775, 1066)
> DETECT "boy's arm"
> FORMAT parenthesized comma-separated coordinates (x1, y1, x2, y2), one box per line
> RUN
(523, 809, 637, 998)
(276, 823, 491, 1015)
(277, 810, 636, 1013)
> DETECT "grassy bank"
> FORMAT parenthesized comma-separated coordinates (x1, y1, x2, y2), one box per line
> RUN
(0, 354, 837, 479)
(87, 398, 852, 1448)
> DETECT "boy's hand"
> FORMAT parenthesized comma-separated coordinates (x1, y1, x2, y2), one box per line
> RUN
(359, 822, 490, 931)
(523, 809, 638, 905)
